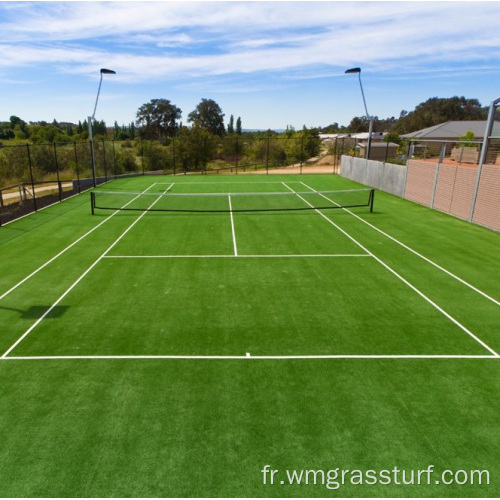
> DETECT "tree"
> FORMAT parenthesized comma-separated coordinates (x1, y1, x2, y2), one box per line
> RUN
(174, 124, 217, 171)
(236, 116, 242, 135)
(136, 98, 182, 141)
(187, 98, 225, 136)
(227, 115, 234, 134)
(457, 130, 476, 147)
(394, 96, 487, 134)
(346, 116, 370, 133)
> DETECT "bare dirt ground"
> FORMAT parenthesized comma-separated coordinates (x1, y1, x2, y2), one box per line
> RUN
(248, 155, 339, 174)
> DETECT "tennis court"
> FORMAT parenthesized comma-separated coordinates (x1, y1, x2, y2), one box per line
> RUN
(0, 173, 499, 496)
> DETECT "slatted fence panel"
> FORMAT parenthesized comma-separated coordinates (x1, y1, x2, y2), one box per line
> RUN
(472, 164, 500, 231)
(404, 160, 437, 207)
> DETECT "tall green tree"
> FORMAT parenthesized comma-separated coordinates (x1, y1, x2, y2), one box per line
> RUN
(227, 115, 234, 134)
(394, 96, 487, 134)
(136, 98, 182, 141)
(187, 98, 225, 137)
(236, 116, 242, 135)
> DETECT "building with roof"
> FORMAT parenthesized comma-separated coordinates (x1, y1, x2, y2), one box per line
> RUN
(401, 121, 487, 140)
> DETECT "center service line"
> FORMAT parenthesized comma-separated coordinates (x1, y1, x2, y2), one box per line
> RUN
(228, 194, 238, 256)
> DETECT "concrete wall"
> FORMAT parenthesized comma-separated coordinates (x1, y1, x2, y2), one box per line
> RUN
(340, 156, 406, 197)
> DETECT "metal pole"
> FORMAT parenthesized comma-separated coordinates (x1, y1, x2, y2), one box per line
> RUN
(73, 141, 81, 193)
(26, 144, 37, 211)
(89, 68, 116, 188)
(469, 96, 500, 222)
(88, 116, 96, 187)
(53, 142, 62, 201)
(346, 67, 373, 160)
(366, 117, 374, 160)
(102, 139, 108, 181)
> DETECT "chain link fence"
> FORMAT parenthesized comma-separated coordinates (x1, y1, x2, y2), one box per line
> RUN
(0, 133, 332, 224)
(0, 140, 143, 225)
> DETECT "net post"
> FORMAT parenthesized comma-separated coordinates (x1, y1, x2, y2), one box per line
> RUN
(369, 188, 375, 212)
(91, 191, 95, 215)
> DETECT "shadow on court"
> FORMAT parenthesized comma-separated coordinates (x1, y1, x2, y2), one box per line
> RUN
(0, 304, 70, 319)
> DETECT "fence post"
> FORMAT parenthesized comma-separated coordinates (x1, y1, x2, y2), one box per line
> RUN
(172, 137, 176, 176)
(26, 144, 37, 211)
(234, 136, 239, 173)
(266, 136, 270, 174)
(73, 142, 81, 193)
(53, 142, 63, 201)
(112, 140, 117, 178)
(402, 142, 412, 199)
(430, 163, 440, 209)
(469, 96, 499, 222)
(102, 139, 108, 181)
(300, 135, 304, 174)
(26, 144, 37, 212)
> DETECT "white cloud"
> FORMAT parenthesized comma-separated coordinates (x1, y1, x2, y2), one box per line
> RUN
(2, 1, 500, 127)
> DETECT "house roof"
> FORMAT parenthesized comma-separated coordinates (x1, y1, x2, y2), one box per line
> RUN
(401, 121, 487, 139)
(350, 131, 385, 140)
(358, 142, 399, 148)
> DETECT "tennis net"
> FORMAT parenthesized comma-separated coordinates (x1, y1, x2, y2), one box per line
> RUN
(91, 188, 375, 214)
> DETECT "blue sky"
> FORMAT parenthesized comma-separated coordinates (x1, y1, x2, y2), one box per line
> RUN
(1, 1, 500, 130)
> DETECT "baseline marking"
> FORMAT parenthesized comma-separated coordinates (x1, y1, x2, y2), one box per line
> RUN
(0, 183, 160, 301)
(301, 181, 500, 308)
(1, 183, 174, 359)
(282, 182, 500, 358)
(1, 354, 497, 361)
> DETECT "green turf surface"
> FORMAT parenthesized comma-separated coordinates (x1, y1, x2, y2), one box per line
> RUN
(0, 173, 499, 497)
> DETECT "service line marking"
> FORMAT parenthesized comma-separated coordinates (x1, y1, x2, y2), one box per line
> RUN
(282, 182, 500, 358)
(301, 181, 500, 308)
(103, 254, 370, 259)
(1, 183, 173, 359)
(0, 183, 161, 301)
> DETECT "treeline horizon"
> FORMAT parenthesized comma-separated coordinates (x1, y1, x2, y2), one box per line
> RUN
(0, 95, 489, 144)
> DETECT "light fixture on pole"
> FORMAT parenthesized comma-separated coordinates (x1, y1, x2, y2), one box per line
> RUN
(88, 68, 116, 187)
(345, 67, 373, 160)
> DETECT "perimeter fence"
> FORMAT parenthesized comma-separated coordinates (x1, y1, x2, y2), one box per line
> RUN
(0, 133, 333, 225)
(341, 101, 500, 232)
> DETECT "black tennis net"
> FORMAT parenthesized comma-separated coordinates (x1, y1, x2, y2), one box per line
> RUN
(91, 188, 375, 214)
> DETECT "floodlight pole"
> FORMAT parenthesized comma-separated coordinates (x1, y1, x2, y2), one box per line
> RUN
(88, 68, 116, 187)
(345, 67, 373, 160)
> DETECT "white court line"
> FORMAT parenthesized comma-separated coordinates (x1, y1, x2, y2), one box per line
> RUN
(282, 182, 500, 358)
(0, 184, 157, 301)
(1, 183, 173, 359)
(228, 194, 238, 256)
(103, 254, 370, 259)
(1, 354, 497, 361)
(300, 181, 500, 308)
(153, 181, 304, 185)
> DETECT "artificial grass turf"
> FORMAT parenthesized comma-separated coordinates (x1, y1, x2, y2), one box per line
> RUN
(0, 358, 499, 497)
(0, 173, 499, 496)
(9, 255, 488, 357)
